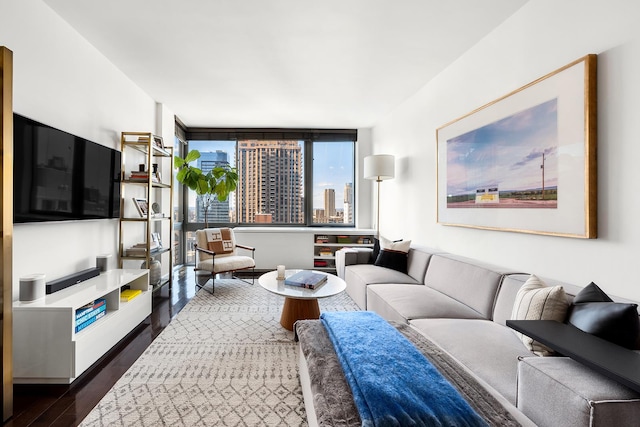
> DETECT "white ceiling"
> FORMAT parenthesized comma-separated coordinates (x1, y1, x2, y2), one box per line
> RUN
(43, 0, 527, 129)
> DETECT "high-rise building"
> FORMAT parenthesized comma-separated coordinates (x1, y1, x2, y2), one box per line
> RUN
(314, 208, 327, 223)
(324, 189, 336, 218)
(197, 150, 230, 223)
(254, 213, 273, 223)
(236, 140, 303, 223)
(343, 182, 353, 224)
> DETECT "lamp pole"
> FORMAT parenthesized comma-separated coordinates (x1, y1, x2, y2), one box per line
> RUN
(376, 177, 382, 239)
(363, 154, 395, 240)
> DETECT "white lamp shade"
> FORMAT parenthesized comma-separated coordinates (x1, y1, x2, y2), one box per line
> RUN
(364, 154, 395, 180)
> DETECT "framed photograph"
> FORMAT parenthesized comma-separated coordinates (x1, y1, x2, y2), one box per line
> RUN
(132, 197, 148, 217)
(152, 135, 164, 150)
(436, 54, 597, 238)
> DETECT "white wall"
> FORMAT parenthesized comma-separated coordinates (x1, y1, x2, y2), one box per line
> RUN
(372, 0, 640, 300)
(355, 127, 374, 229)
(1, 0, 157, 299)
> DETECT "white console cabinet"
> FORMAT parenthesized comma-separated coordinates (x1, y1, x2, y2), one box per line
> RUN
(13, 269, 150, 384)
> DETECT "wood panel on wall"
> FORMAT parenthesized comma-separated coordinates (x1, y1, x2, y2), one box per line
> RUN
(0, 45, 13, 422)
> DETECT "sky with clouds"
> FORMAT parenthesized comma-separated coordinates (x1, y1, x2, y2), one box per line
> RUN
(446, 98, 558, 196)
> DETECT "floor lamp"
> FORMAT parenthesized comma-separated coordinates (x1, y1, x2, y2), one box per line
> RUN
(364, 154, 395, 239)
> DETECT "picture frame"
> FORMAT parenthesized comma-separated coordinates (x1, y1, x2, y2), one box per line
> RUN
(436, 54, 597, 239)
(152, 135, 164, 150)
(132, 197, 148, 217)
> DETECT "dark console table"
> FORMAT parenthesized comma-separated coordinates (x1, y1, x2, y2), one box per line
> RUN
(507, 319, 640, 393)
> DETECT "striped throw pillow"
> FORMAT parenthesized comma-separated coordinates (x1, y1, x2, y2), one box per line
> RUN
(511, 275, 569, 356)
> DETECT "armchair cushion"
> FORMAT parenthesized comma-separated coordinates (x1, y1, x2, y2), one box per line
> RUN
(197, 256, 255, 274)
(196, 228, 237, 260)
(195, 227, 255, 275)
(204, 228, 235, 255)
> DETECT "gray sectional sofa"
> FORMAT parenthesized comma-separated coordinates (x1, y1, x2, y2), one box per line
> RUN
(331, 245, 640, 427)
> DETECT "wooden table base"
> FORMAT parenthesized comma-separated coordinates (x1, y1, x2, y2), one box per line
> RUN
(280, 297, 321, 331)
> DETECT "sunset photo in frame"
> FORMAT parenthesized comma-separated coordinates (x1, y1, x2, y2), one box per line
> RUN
(436, 54, 597, 238)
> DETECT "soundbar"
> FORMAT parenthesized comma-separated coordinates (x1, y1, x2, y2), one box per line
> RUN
(46, 267, 101, 294)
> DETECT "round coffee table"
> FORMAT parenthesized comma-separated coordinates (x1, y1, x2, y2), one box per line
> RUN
(258, 269, 346, 331)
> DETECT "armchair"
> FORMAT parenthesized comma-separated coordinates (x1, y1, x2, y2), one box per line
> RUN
(194, 227, 256, 293)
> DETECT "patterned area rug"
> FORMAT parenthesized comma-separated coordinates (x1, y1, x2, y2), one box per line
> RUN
(80, 279, 359, 426)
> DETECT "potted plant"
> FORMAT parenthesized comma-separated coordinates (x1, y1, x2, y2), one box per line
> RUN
(174, 150, 239, 226)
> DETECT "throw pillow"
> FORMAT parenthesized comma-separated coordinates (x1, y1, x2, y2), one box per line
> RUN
(511, 275, 569, 356)
(567, 302, 640, 349)
(374, 250, 409, 273)
(379, 237, 411, 253)
(371, 238, 380, 264)
(566, 282, 640, 349)
(373, 238, 411, 274)
(573, 281, 613, 303)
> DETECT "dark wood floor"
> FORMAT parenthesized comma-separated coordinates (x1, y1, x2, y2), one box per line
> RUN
(6, 268, 198, 427)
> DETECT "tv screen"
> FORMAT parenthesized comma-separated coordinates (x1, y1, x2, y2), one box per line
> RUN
(13, 114, 121, 223)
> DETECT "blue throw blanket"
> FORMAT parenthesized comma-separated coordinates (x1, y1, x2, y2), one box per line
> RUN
(321, 312, 488, 427)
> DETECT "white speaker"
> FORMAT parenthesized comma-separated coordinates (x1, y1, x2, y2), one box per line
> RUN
(96, 254, 111, 273)
(19, 274, 46, 302)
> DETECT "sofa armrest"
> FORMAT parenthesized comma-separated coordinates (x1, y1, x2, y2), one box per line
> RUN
(335, 248, 373, 279)
(517, 356, 640, 427)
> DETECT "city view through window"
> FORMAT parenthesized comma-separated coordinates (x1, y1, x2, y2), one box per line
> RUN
(186, 140, 355, 225)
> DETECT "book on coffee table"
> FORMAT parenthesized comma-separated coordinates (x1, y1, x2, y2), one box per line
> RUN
(284, 270, 328, 290)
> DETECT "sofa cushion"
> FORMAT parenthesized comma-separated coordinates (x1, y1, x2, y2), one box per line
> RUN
(493, 274, 531, 326)
(424, 254, 509, 319)
(367, 284, 485, 324)
(405, 246, 436, 283)
(344, 264, 421, 310)
(410, 318, 535, 405)
(511, 275, 569, 356)
(517, 357, 640, 427)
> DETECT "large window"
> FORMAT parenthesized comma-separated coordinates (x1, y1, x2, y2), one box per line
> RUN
(178, 129, 355, 265)
(182, 129, 356, 229)
(312, 141, 355, 225)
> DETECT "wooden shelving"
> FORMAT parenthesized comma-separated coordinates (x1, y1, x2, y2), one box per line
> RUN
(118, 132, 174, 292)
(313, 231, 374, 272)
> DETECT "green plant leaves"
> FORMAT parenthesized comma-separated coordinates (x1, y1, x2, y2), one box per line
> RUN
(174, 149, 238, 201)
(184, 150, 201, 163)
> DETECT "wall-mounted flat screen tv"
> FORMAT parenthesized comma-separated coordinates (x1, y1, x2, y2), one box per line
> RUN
(13, 113, 121, 223)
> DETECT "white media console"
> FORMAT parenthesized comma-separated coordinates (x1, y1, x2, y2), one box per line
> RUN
(13, 269, 151, 384)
